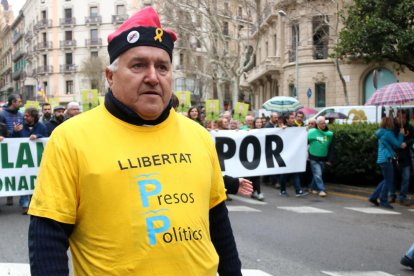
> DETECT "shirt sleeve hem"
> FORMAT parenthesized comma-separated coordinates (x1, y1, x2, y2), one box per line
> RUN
(28, 208, 76, 225)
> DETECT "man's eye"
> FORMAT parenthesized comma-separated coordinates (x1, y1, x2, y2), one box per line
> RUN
(157, 64, 168, 72)
(132, 63, 145, 69)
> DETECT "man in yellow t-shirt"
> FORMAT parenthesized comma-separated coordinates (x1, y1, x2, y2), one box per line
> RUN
(28, 7, 241, 276)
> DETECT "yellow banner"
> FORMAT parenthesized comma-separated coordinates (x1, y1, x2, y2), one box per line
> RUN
(175, 91, 192, 113)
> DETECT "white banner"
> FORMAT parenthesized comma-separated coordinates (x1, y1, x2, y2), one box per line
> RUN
(210, 128, 307, 178)
(0, 128, 308, 197)
(0, 138, 47, 197)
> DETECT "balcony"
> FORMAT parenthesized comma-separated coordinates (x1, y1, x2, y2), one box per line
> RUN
(112, 14, 128, 25)
(24, 31, 33, 41)
(60, 64, 77, 74)
(34, 41, 53, 51)
(313, 45, 329, 60)
(245, 56, 281, 84)
(25, 50, 35, 61)
(85, 15, 102, 25)
(34, 19, 52, 31)
(36, 65, 54, 75)
(60, 40, 77, 48)
(12, 69, 25, 80)
(12, 31, 23, 44)
(85, 38, 102, 48)
(12, 49, 26, 61)
(60, 17, 76, 27)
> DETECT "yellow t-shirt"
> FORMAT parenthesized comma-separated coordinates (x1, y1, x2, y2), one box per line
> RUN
(29, 106, 226, 275)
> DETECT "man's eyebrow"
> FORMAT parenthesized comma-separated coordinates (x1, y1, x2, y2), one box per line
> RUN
(129, 57, 170, 64)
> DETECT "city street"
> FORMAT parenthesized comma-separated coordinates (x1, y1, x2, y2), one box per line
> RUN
(1, 184, 414, 276)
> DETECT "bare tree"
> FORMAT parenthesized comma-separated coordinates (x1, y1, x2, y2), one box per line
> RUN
(79, 56, 107, 95)
(304, 0, 350, 105)
(159, 0, 257, 110)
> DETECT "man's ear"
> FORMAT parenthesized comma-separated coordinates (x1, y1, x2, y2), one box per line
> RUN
(105, 68, 113, 87)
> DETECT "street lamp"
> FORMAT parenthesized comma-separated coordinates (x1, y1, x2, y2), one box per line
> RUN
(278, 10, 299, 98)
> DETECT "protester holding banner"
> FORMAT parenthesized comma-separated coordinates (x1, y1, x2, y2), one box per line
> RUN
(0, 94, 23, 206)
(265, 112, 279, 128)
(250, 117, 265, 201)
(0, 94, 23, 136)
(308, 116, 335, 197)
(279, 112, 308, 197)
(12, 107, 47, 214)
(28, 7, 241, 276)
(229, 119, 239, 130)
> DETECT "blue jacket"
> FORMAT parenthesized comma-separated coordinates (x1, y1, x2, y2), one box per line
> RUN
(0, 107, 24, 135)
(12, 121, 48, 138)
(376, 128, 404, 164)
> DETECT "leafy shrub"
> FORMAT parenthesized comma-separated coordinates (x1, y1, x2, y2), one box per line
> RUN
(324, 123, 382, 186)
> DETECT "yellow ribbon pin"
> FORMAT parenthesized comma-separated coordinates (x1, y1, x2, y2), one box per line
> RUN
(154, 28, 163, 42)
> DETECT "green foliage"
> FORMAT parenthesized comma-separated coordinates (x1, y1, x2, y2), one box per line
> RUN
(335, 0, 414, 72)
(324, 123, 382, 185)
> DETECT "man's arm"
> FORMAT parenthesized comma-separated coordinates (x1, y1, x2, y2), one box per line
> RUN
(209, 201, 242, 276)
(29, 216, 74, 276)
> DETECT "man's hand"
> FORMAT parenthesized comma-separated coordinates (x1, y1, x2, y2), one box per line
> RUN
(29, 134, 37, 140)
(0, 136, 3, 142)
(13, 122, 23, 132)
(237, 178, 253, 196)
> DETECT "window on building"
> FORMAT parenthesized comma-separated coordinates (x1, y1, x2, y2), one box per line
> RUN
(90, 29, 98, 41)
(66, 80, 73, 94)
(65, 30, 72, 40)
(90, 6, 98, 16)
(289, 84, 296, 97)
(43, 81, 48, 95)
(312, 15, 329, 60)
(274, 34, 277, 56)
(223, 21, 229, 36)
(41, 10, 47, 19)
(43, 54, 47, 66)
(64, 8, 72, 19)
(175, 78, 185, 91)
(65, 52, 73, 65)
(238, 6, 242, 17)
(116, 4, 126, 15)
(265, 41, 268, 58)
(91, 51, 98, 57)
(224, 2, 229, 12)
(179, 52, 184, 67)
(315, 83, 326, 107)
(42, 32, 47, 42)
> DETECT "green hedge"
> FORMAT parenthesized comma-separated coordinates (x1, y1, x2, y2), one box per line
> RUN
(324, 123, 382, 186)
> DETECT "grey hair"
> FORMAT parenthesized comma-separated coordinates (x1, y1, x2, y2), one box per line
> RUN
(107, 57, 119, 72)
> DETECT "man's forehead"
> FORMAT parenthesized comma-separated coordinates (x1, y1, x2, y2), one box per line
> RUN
(122, 46, 171, 62)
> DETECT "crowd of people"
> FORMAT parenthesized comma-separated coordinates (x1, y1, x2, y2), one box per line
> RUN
(0, 95, 82, 214)
(175, 104, 335, 202)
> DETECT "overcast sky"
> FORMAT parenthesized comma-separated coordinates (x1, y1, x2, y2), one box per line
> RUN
(10, 0, 25, 17)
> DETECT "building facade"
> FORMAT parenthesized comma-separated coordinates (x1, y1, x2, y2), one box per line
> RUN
(242, 0, 414, 110)
(2, 0, 413, 108)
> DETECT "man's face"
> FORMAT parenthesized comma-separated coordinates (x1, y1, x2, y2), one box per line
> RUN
(106, 46, 172, 121)
(54, 110, 65, 122)
(12, 98, 22, 110)
(245, 116, 254, 128)
(271, 113, 279, 124)
(296, 113, 304, 123)
(288, 114, 295, 125)
(42, 105, 52, 118)
(24, 112, 34, 125)
(317, 118, 327, 130)
(67, 106, 81, 117)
